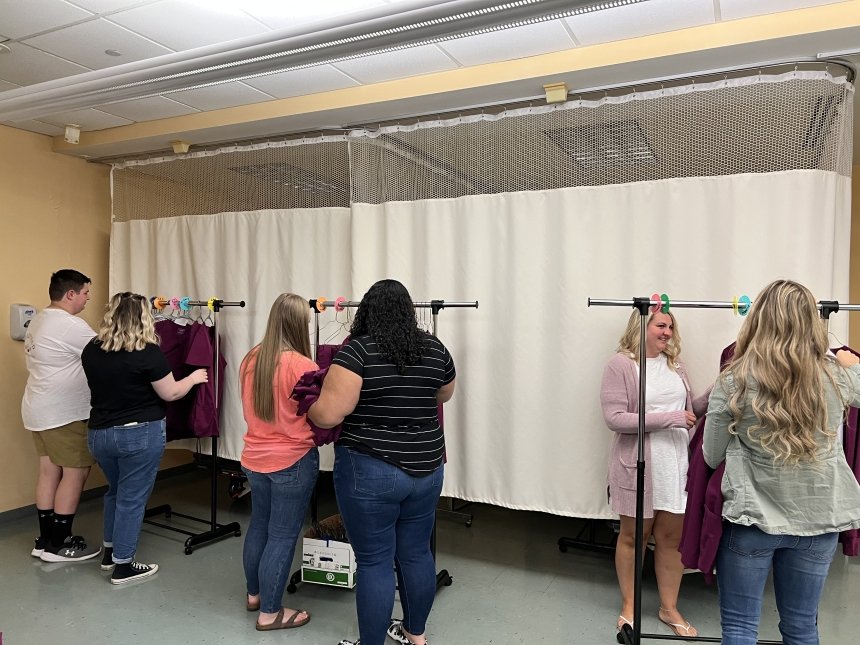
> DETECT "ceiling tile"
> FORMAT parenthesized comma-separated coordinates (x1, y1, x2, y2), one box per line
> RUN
(166, 82, 274, 110)
(332, 44, 458, 84)
(240, 0, 387, 31)
(2, 118, 65, 136)
(0, 42, 90, 86)
(39, 107, 133, 130)
(95, 95, 199, 121)
(565, 0, 714, 46)
(24, 18, 173, 70)
(243, 65, 360, 99)
(68, 0, 161, 13)
(438, 21, 575, 67)
(107, 0, 271, 51)
(0, 0, 93, 39)
(719, 0, 843, 21)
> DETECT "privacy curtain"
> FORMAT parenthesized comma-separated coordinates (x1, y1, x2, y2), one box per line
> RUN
(110, 69, 853, 517)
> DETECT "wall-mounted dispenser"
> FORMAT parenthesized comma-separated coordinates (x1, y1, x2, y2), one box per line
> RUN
(10, 303, 36, 341)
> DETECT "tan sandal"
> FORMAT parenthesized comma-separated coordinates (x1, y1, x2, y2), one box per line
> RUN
(255, 607, 311, 631)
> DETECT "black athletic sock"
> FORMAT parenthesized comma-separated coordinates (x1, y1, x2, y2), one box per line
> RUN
(37, 508, 54, 542)
(51, 512, 75, 549)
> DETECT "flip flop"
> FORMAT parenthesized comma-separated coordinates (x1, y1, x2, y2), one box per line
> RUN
(255, 607, 311, 631)
(657, 609, 697, 638)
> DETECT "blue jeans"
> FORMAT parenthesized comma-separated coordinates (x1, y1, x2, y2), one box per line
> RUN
(334, 446, 444, 645)
(716, 522, 838, 645)
(242, 448, 318, 614)
(87, 419, 166, 564)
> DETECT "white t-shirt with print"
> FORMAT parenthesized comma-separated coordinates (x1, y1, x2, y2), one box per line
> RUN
(22, 308, 95, 431)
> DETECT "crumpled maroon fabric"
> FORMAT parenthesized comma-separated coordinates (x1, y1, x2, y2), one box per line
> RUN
(292, 366, 342, 446)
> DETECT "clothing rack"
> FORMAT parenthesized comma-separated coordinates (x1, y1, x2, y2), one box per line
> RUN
(586, 295, 818, 645)
(287, 296, 478, 594)
(144, 297, 246, 554)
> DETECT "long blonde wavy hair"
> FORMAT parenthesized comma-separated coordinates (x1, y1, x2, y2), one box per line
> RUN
(96, 292, 158, 352)
(241, 293, 312, 423)
(617, 309, 681, 370)
(724, 279, 836, 465)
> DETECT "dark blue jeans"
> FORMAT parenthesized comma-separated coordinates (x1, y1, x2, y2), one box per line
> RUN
(716, 522, 838, 645)
(334, 445, 444, 645)
(242, 448, 318, 614)
(87, 419, 166, 564)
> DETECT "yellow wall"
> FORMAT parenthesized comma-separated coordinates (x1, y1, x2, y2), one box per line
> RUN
(0, 124, 189, 515)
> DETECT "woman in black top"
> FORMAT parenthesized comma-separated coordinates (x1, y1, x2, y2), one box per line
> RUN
(82, 292, 207, 584)
(310, 279, 456, 645)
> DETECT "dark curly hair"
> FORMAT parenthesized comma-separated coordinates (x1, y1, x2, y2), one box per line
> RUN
(350, 279, 425, 373)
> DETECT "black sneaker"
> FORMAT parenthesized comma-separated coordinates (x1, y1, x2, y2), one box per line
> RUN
(110, 561, 158, 585)
(39, 536, 101, 563)
(31, 537, 47, 558)
(100, 547, 114, 571)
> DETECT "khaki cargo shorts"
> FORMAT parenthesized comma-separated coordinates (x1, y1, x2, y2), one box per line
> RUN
(31, 420, 95, 468)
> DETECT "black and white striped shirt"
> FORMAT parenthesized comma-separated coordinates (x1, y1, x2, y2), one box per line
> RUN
(333, 333, 456, 476)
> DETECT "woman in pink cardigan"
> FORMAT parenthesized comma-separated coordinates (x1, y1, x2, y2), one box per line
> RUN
(600, 309, 710, 638)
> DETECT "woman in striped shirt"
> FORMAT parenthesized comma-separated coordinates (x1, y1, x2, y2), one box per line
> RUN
(310, 279, 456, 645)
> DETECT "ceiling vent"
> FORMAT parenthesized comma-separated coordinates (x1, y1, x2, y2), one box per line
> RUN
(229, 162, 347, 198)
(545, 120, 656, 166)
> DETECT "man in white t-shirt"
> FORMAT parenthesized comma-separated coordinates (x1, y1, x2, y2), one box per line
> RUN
(22, 269, 100, 562)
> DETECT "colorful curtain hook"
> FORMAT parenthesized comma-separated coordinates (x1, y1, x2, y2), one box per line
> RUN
(316, 297, 327, 313)
(334, 296, 346, 312)
(650, 292, 661, 314)
(660, 293, 670, 313)
(738, 295, 751, 316)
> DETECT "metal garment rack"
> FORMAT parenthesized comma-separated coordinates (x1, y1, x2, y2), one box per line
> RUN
(293, 296, 478, 592)
(144, 298, 246, 554)
(587, 296, 793, 645)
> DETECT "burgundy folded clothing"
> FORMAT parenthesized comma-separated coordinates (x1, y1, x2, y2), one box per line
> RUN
(292, 366, 342, 446)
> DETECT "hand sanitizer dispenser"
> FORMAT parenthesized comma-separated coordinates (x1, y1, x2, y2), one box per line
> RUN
(10, 303, 36, 341)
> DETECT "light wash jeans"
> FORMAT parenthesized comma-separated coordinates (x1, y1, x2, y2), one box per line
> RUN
(87, 419, 166, 564)
(242, 448, 318, 614)
(716, 522, 838, 645)
(334, 445, 444, 645)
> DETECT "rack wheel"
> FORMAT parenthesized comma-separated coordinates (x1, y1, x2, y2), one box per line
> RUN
(165, 511, 172, 519)
(559, 544, 568, 553)
(443, 576, 453, 586)
(287, 583, 297, 594)
(616, 622, 633, 644)
(228, 480, 246, 499)
(184, 547, 193, 555)
(465, 519, 472, 527)
(234, 529, 242, 537)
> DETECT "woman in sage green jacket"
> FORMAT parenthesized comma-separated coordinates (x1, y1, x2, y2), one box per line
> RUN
(704, 279, 860, 645)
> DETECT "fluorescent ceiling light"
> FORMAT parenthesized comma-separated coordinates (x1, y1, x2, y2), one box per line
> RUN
(0, 0, 651, 122)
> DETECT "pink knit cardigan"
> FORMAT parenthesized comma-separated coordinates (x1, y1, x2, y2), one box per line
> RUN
(600, 352, 710, 517)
